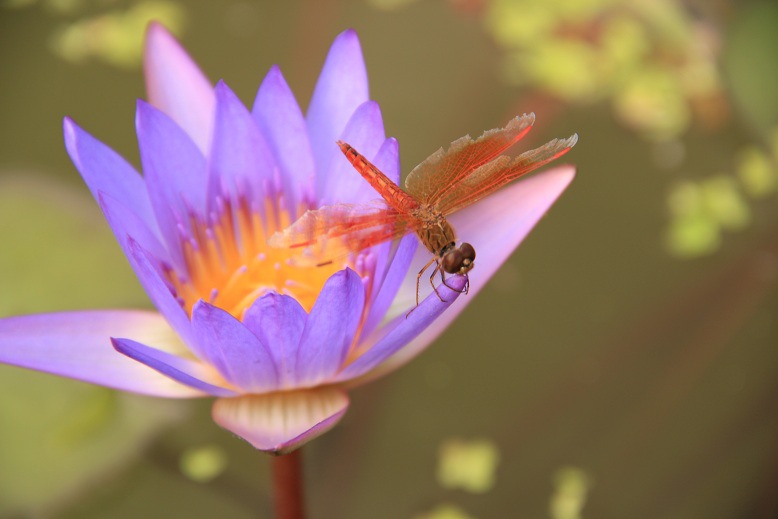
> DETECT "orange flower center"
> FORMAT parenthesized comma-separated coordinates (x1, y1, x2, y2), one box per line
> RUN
(167, 198, 346, 319)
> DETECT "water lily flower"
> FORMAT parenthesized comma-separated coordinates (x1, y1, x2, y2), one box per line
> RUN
(0, 25, 575, 454)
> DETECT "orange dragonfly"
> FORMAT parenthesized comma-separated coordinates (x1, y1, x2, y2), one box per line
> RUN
(270, 113, 577, 307)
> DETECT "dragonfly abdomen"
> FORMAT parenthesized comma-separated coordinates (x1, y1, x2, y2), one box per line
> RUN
(337, 140, 419, 212)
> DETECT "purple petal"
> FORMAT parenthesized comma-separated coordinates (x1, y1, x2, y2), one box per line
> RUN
(0, 310, 202, 397)
(372, 136, 400, 185)
(359, 137, 402, 306)
(112, 337, 237, 397)
(359, 165, 576, 384)
(209, 81, 277, 208)
(136, 100, 208, 250)
(211, 388, 349, 454)
(191, 301, 279, 392)
(335, 275, 466, 382)
(242, 293, 307, 390)
(125, 238, 195, 352)
(98, 191, 172, 270)
(306, 29, 369, 173)
(361, 233, 418, 339)
(318, 100, 386, 205)
(63, 117, 156, 229)
(295, 269, 365, 387)
(143, 22, 215, 154)
(252, 65, 315, 209)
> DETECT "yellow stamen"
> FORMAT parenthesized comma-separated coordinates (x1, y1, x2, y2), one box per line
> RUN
(169, 199, 347, 318)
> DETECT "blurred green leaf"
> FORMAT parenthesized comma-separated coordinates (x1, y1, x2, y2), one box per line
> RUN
(486, 0, 724, 139)
(550, 467, 591, 519)
(736, 146, 777, 198)
(0, 175, 146, 315)
(49, 0, 186, 68)
(180, 445, 228, 483)
(436, 438, 500, 494)
(666, 181, 721, 257)
(701, 175, 750, 230)
(723, 2, 778, 132)
(0, 365, 188, 516)
(666, 212, 720, 258)
(613, 66, 690, 139)
(415, 503, 477, 519)
(486, 0, 556, 47)
(601, 15, 650, 69)
(506, 41, 602, 101)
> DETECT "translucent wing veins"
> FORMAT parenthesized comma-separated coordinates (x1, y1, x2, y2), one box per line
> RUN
(404, 113, 536, 204)
(268, 202, 415, 266)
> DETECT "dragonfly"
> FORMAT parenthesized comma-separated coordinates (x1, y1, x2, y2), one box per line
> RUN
(269, 113, 577, 308)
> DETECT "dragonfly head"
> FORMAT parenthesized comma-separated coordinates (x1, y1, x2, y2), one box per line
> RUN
(441, 242, 476, 276)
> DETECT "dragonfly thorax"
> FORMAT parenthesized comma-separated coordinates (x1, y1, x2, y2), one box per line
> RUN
(416, 212, 457, 254)
(440, 242, 476, 275)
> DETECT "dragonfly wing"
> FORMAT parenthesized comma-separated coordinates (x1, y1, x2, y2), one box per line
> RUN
(437, 134, 578, 216)
(404, 113, 536, 204)
(268, 202, 414, 266)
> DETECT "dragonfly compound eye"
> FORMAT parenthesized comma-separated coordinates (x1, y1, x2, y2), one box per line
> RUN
(460, 242, 475, 263)
(456, 242, 475, 274)
(441, 243, 476, 275)
(441, 249, 464, 274)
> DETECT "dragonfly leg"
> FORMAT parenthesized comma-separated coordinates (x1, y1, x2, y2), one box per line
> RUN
(429, 261, 448, 303)
(408, 257, 439, 318)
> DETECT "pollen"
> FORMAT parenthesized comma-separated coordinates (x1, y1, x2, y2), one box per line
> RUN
(167, 198, 346, 319)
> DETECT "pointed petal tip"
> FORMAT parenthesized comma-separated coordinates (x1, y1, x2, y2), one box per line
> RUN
(546, 163, 577, 186)
(267, 63, 282, 76)
(269, 405, 348, 455)
(335, 28, 360, 44)
(213, 80, 236, 105)
(258, 65, 290, 95)
(62, 117, 78, 149)
(317, 266, 360, 287)
(143, 23, 183, 73)
(307, 29, 370, 171)
(325, 27, 365, 73)
(145, 20, 168, 36)
(214, 81, 253, 116)
(359, 99, 382, 119)
(214, 78, 229, 92)
(111, 336, 238, 398)
(144, 21, 177, 52)
(142, 22, 213, 153)
(212, 389, 349, 454)
(110, 336, 123, 353)
(214, 80, 247, 109)
(191, 298, 211, 316)
(342, 265, 362, 281)
(134, 98, 151, 127)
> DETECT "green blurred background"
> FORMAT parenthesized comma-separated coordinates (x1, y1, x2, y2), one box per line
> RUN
(1, 0, 777, 517)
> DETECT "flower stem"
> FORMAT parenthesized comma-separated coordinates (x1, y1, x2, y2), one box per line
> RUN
(271, 448, 305, 519)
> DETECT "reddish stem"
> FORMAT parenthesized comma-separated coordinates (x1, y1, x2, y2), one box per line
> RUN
(271, 449, 305, 519)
